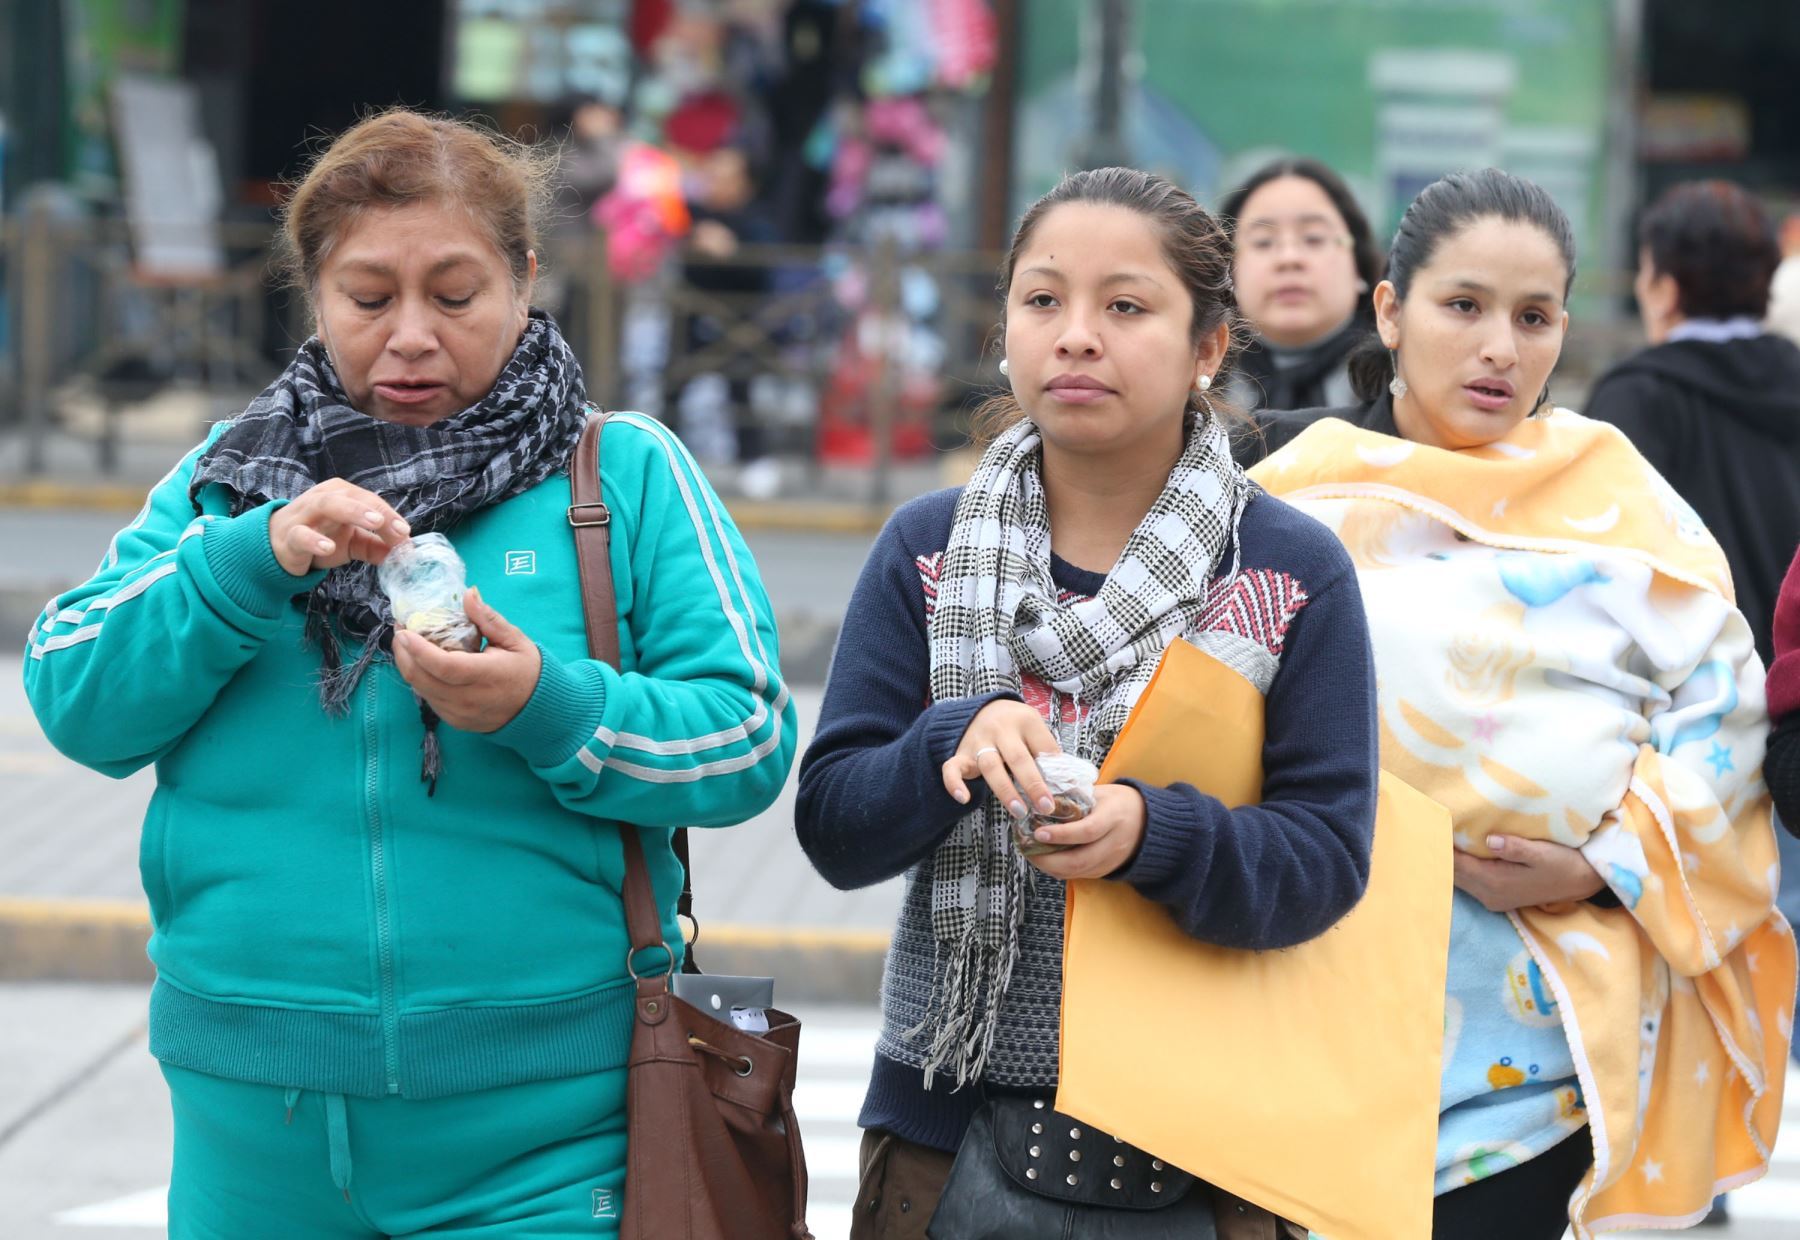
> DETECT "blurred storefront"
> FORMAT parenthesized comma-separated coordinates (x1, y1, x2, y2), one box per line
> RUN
(1636, 2, 1800, 217)
(443, 0, 1010, 482)
(1010, 0, 1627, 312)
(0, 0, 1016, 497)
(6, 0, 1799, 492)
(1007, 0, 1800, 315)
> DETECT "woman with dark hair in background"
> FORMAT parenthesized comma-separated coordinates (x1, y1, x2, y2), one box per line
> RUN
(1243, 167, 1793, 1237)
(1219, 157, 1384, 422)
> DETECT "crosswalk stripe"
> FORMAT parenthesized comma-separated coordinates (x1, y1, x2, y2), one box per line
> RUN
(47, 1034, 1799, 1240)
(792, 1078, 871, 1125)
(53, 1187, 165, 1227)
(797, 1032, 1800, 1240)
(1726, 1173, 1800, 1217)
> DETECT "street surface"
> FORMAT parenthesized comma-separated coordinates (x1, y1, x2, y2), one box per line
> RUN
(4, 983, 1799, 1239)
(0, 983, 881, 1240)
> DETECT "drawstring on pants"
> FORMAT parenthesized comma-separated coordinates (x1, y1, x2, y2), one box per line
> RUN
(280, 1088, 354, 1202)
(325, 1094, 353, 1201)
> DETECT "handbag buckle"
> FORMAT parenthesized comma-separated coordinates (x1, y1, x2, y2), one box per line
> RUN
(568, 501, 612, 528)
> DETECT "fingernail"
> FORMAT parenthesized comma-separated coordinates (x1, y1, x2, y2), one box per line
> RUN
(1486, 835, 1505, 852)
(363, 510, 381, 527)
(1037, 796, 1055, 814)
(953, 789, 969, 804)
(1008, 800, 1027, 819)
(393, 518, 411, 535)
(317, 538, 332, 552)
(1035, 829, 1053, 843)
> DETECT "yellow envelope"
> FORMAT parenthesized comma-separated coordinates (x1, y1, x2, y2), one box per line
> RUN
(1058, 638, 1452, 1240)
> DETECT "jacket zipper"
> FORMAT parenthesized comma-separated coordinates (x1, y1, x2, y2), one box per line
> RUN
(364, 678, 401, 1094)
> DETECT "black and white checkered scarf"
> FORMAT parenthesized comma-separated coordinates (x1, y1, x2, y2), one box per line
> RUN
(188, 310, 587, 784)
(915, 412, 1250, 1087)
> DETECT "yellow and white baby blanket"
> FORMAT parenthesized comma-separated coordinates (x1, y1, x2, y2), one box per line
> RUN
(1251, 409, 1796, 1235)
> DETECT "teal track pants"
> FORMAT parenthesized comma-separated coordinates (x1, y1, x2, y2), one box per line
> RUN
(162, 1063, 627, 1239)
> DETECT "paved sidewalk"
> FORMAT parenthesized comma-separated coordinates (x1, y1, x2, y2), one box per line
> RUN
(0, 983, 885, 1240)
(5, 983, 1798, 1240)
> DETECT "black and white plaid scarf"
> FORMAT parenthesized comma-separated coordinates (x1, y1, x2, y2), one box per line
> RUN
(189, 309, 588, 784)
(915, 413, 1250, 1087)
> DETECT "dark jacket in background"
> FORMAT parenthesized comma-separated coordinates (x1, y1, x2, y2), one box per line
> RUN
(1223, 319, 1366, 416)
(1230, 390, 1396, 469)
(1586, 334, 1800, 668)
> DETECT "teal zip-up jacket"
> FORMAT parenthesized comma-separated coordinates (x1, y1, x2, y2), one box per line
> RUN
(23, 410, 796, 1099)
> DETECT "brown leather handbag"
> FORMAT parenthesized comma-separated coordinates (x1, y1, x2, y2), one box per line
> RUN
(568, 410, 813, 1240)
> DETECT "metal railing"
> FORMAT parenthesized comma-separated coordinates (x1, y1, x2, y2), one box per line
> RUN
(1, 210, 298, 474)
(0, 207, 1651, 498)
(553, 234, 1009, 503)
(0, 209, 1009, 504)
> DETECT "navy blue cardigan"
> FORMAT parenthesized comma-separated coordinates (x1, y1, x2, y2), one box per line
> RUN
(796, 486, 1379, 1151)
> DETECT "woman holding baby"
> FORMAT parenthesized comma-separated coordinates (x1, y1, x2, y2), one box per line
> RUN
(1244, 168, 1793, 1237)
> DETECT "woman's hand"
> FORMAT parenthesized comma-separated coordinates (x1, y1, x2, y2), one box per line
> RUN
(1453, 834, 1606, 912)
(691, 219, 740, 259)
(1025, 784, 1147, 881)
(392, 587, 542, 733)
(268, 480, 411, 576)
(941, 698, 1061, 818)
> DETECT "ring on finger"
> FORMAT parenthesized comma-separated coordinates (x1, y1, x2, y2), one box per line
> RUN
(974, 746, 999, 759)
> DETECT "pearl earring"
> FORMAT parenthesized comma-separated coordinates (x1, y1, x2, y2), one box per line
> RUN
(1388, 350, 1408, 400)
(998, 358, 1009, 376)
(1196, 373, 1212, 392)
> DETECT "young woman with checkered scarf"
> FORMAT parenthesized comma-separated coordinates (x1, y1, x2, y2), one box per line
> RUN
(796, 167, 1381, 1240)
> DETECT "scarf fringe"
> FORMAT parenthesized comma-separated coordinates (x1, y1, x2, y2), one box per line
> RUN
(419, 701, 442, 797)
(910, 849, 1030, 1090)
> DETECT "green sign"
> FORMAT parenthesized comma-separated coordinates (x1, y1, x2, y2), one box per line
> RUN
(1014, 0, 1615, 290)
(62, 0, 187, 193)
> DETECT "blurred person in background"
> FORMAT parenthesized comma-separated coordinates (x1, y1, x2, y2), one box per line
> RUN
(1219, 157, 1384, 424)
(676, 144, 779, 478)
(543, 97, 629, 340)
(1763, 553, 1800, 843)
(558, 97, 628, 215)
(1588, 180, 1800, 670)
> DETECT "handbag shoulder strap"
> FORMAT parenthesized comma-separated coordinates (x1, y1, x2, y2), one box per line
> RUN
(568, 411, 698, 976)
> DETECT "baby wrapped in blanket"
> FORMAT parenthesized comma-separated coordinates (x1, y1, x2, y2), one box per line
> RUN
(1252, 409, 1796, 1237)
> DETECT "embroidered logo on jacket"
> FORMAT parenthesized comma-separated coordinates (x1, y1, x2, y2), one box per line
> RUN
(505, 550, 537, 575)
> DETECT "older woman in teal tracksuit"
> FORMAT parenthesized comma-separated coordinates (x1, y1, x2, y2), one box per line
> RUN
(23, 109, 794, 1237)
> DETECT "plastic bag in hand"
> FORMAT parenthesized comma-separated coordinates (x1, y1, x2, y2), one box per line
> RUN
(1013, 752, 1099, 856)
(377, 532, 480, 652)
